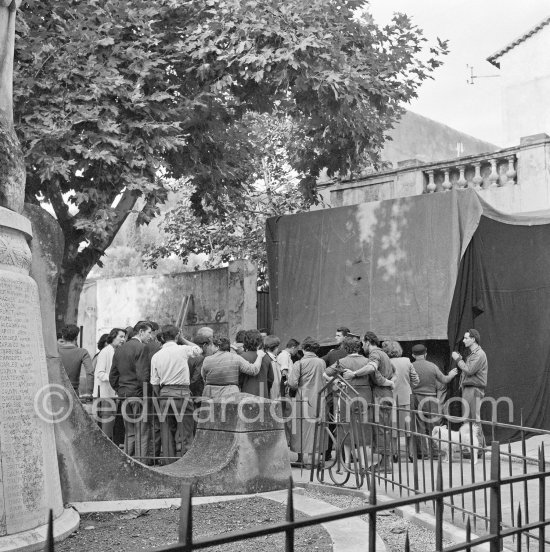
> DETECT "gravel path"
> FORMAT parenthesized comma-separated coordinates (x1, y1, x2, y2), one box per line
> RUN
(56, 497, 332, 552)
(301, 487, 456, 552)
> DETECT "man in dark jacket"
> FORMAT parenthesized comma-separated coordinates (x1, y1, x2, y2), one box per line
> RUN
(110, 320, 153, 460)
(136, 321, 162, 459)
(413, 344, 458, 457)
(320, 326, 350, 460)
(321, 326, 350, 366)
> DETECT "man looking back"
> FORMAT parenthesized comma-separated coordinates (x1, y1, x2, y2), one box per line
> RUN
(109, 320, 153, 460)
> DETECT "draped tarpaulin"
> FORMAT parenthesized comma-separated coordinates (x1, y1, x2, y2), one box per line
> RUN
(448, 206, 550, 433)
(266, 189, 482, 346)
(266, 188, 550, 433)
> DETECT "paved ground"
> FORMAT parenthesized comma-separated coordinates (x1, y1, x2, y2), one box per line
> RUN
(291, 434, 550, 551)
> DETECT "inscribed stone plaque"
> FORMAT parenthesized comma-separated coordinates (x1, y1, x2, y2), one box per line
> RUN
(0, 270, 63, 535)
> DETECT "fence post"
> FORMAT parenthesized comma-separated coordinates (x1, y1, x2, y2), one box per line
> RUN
(435, 459, 444, 551)
(516, 505, 522, 552)
(538, 444, 546, 549)
(489, 441, 502, 552)
(410, 410, 420, 513)
(178, 483, 193, 550)
(46, 509, 54, 552)
(465, 517, 471, 552)
(520, 415, 530, 533)
(404, 530, 410, 552)
(285, 477, 295, 552)
(368, 464, 377, 551)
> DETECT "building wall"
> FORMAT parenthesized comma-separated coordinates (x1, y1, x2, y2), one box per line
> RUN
(499, 24, 550, 146)
(382, 111, 497, 163)
(313, 111, 498, 210)
(77, 260, 257, 356)
(316, 134, 550, 216)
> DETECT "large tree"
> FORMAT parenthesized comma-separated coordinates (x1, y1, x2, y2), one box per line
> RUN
(145, 113, 312, 287)
(14, 0, 446, 324)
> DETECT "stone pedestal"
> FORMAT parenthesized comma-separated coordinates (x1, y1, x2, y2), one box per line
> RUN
(0, 207, 79, 551)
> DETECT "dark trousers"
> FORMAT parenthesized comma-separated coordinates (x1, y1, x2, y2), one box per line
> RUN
(324, 392, 336, 456)
(412, 394, 439, 456)
(373, 397, 393, 456)
(121, 398, 150, 460)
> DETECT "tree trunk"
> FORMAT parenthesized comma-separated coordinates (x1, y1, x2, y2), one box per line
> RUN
(55, 233, 100, 327)
(55, 267, 89, 327)
(53, 191, 139, 327)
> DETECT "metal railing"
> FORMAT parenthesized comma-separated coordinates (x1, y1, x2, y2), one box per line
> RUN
(308, 376, 550, 550)
(44, 438, 550, 552)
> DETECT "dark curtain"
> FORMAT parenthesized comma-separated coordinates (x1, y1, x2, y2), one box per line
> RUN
(448, 215, 550, 440)
(266, 190, 482, 346)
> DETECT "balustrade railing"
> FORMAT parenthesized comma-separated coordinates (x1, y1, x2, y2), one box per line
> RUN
(424, 151, 517, 193)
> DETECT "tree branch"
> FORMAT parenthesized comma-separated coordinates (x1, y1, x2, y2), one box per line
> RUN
(48, 182, 72, 230)
(98, 187, 139, 252)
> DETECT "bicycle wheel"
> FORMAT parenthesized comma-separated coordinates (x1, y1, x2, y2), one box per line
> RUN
(328, 431, 351, 486)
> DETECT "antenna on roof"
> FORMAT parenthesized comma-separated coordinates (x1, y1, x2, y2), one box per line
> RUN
(467, 64, 500, 85)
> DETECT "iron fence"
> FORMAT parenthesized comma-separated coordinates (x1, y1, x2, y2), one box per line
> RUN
(309, 375, 550, 550)
(68, 376, 550, 551)
(44, 439, 550, 552)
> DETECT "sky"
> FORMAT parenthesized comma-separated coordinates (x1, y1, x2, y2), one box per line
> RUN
(368, 0, 550, 147)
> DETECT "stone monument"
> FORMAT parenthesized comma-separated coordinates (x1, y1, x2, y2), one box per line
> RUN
(0, 2, 79, 550)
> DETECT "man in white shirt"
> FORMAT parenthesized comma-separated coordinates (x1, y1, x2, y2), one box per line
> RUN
(276, 338, 299, 445)
(151, 325, 201, 461)
(276, 339, 299, 378)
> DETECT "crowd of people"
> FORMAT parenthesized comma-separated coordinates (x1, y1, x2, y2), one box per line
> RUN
(56, 322, 488, 471)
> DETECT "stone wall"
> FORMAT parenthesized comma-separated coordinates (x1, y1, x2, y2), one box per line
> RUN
(77, 260, 257, 355)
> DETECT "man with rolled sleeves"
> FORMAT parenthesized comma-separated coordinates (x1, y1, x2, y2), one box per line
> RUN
(452, 329, 488, 446)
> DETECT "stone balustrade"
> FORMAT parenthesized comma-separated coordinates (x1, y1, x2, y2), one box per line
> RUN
(423, 150, 517, 193)
(315, 133, 550, 215)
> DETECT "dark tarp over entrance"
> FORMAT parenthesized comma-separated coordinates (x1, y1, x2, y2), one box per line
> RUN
(448, 207, 550, 433)
(266, 189, 550, 433)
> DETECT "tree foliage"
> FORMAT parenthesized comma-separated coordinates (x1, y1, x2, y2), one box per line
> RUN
(13, 0, 446, 322)
(146, 114, 312, 287)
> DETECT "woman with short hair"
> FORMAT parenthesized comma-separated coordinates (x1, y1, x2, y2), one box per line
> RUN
(93, 327, 126, 440)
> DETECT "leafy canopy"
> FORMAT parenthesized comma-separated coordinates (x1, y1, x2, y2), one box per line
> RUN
(146, 113, 312, 286)
(14, 0, 446, 278)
